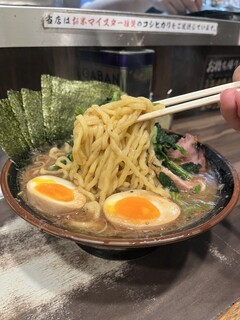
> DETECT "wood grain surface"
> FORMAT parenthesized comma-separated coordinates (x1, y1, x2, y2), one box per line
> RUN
(217, 300, 240, 320)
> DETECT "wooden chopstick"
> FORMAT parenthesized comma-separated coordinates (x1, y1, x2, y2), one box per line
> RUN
(136, 81, 240, 123)
(154, 81, 240, 107)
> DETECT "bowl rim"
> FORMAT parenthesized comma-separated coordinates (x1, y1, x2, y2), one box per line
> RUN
(1, 144, 240, 249)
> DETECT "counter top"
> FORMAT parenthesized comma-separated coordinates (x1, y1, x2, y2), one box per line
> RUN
(0, 109, 240, 320)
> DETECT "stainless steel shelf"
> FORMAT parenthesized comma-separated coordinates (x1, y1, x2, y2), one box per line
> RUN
(0, 5, 239, 47)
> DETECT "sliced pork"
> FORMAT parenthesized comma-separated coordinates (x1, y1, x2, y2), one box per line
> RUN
(161, 166, 206, 192)
(167, 133, 206, 171)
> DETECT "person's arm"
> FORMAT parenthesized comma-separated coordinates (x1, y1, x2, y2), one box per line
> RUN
(152, 0, 202, 15)
(81, 0, 202, 14)
(220, 66, 240, 131)
(81, 0, 151, 12)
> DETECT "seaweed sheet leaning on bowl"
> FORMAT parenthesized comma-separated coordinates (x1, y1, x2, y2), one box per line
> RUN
(0, 98, 30, 165)
(7, 90, 33, 149)
(41, 75, 122, 142)
(0, 75, 123, 167)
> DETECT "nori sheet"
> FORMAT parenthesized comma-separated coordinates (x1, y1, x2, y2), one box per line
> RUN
(0, 74, 122, 166)
(21, 88, 46, 148)
(41, 75, 122, 142)
(7, 89, 33, 148)
(0, 99, 29, 164)
(41, 74, 53, 140)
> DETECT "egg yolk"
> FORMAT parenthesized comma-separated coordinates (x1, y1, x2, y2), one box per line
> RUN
(113, 196, 160, 221)
(34, 183, 74, 202)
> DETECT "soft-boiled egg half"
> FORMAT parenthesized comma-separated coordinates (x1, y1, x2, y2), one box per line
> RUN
(26, 175, 86, 215)
(103, 190, 181, 230)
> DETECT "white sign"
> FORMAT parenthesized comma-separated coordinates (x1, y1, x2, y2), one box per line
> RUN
(43, 12, 218, 35)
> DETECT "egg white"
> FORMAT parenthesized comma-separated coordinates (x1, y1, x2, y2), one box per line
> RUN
(26, 175, 86, 216)
(103, 190, 181, 230)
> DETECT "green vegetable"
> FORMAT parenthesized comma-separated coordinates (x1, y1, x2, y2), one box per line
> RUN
(153, 124, 193, 181)
(162, 159, 193, 180)
(170, 191, 181, 203)
(48, 151, 73, 171)
(109, 90, 121, 102)
(192, 184, 201, 194)
(66, 152, 73, 162)
(181, 162, 202, 174)
(170, 192, 212, 217)
(182, 202, 213, 217)
(158, 172, 179, 192)
(153, 144, 168, 161)
(153, 123, 188, 156)
(48, 164, 60, 171)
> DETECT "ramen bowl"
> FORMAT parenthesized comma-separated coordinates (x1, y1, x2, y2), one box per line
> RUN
(1, 141, 239, 260)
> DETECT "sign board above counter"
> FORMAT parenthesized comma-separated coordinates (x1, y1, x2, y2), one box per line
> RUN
(43, 12, 218, 35)
(0, 5, 239, 47)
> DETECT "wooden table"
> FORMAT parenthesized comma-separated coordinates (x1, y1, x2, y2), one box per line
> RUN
(0, 109, 240, 320)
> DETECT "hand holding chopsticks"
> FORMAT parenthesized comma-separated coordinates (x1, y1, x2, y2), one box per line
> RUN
(136, 81, 240, 123)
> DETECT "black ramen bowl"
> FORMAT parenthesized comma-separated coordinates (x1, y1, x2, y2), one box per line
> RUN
(1, 140, 239, 260)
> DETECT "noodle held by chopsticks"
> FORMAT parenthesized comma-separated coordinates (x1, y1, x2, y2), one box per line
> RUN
(61, 95, 168, 203)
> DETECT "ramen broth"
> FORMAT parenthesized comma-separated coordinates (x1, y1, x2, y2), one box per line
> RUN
(18, 143, 220, 239)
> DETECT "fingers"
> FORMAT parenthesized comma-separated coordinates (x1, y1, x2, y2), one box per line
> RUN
(152, 0, 182, 15)
(219, 66, 240, 131)
(161, 0, 186, 15)
(195, 0, 203, 11)
(182, 0, 202, 12)
(233, 65, 240, 82)
(167, 0, 186, 14)
(220, 88, 240, 131)
(152, 0, 203, 14)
